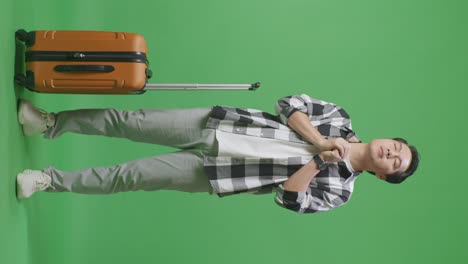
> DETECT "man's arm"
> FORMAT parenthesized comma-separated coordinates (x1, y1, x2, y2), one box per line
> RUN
(287, 111, 350, 159)
(287, 111, 326, 151)
(275, 94, 351, 158)
(283, 150, 341, 192)
(276, 150, 345, 214)
(283, 156, 321, 192)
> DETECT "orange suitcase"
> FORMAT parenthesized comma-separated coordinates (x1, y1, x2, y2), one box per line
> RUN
(14, 29, 260, 94)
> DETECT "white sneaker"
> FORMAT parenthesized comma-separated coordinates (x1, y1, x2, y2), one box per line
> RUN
(18, 99, 56, 136)
(16, 169, 54, 199)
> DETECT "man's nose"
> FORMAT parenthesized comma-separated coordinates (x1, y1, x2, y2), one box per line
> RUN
(387, 149, 399, 158)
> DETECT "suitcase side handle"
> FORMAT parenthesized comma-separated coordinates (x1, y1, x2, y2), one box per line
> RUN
(54, 65, 115, 73)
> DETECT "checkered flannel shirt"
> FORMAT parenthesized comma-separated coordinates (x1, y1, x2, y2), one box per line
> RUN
(203, 94, 361, 214)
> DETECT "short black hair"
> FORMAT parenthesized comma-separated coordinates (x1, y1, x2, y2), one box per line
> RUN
(368, 138, 420, 184)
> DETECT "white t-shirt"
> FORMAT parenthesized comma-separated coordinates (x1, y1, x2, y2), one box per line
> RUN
(216, 130, 355, 174)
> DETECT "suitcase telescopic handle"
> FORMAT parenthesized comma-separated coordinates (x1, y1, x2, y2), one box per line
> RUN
(144, 82, 261, 91)
(54, 65, 115, 73)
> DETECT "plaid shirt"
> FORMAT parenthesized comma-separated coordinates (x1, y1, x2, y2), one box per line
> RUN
(203, 94, 361, 214)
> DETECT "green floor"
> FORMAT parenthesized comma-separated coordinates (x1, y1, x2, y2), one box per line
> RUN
(2, 0, 468, 264)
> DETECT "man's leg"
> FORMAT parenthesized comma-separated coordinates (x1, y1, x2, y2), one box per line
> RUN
(43, 106, 214, 150)
(41, 149, 212, 194)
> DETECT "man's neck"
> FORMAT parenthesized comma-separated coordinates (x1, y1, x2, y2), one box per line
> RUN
(348, 143, 371, 172)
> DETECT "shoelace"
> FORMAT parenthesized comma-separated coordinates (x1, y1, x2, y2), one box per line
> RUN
(39, 109, 55, 128)
(35, 173, 56, 191)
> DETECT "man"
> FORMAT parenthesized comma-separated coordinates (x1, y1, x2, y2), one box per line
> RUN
(16, 94, 420, 214)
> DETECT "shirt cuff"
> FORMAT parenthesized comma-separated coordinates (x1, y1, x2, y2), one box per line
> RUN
(275, 184, 307, 212)
(279, 108, 300, 125)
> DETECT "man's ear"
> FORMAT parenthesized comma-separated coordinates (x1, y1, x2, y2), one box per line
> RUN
(376, 174, 387, 180)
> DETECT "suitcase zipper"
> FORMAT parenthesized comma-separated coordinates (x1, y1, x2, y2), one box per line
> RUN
(26, 51, 148, 64)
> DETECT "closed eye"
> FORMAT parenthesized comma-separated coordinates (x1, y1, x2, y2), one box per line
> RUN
(394, 157, 401, 169)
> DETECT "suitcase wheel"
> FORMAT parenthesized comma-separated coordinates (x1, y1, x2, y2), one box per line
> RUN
(14, 74, 27, 86)
(15, 29, 35, 46)
(146, 69, 153, 79)
(15, 29, 29, 42)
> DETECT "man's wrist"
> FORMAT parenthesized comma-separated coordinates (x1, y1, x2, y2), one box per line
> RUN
(313, 154, 328, 170)
(315, 138, 327, 149)
(318, 153, 325, 161)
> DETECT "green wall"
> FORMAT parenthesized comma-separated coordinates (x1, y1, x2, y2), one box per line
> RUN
(1, 0, 467, 263)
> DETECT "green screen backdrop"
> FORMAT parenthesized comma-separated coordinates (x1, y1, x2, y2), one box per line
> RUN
(1, 0, 467, 264)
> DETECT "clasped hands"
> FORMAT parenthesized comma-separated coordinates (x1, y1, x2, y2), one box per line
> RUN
(316, 138, 351, 163)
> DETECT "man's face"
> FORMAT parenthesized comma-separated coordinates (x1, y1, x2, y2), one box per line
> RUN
(368, 139, 412, 180)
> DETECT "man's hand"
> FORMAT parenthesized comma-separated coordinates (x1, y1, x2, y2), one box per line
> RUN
(317, 138, 350, 159)
(319, 149, 343, 163)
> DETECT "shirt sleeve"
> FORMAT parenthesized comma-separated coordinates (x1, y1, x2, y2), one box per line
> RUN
(275, 94, 352, 129)
(274, 184, 349, 214)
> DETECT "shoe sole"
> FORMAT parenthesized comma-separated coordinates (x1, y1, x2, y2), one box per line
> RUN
(18, 99, 27, 125)
(18, 100, 40, 136)
(16, 173, 27, 199)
